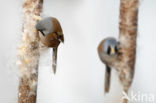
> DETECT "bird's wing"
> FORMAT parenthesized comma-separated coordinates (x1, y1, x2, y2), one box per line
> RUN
(57, 32, 64, 43)
(105, 65, 111, 93)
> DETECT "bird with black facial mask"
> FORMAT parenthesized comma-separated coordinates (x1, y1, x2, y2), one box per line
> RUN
(98, 37, 118, 93)
(36, 17, 64, 74)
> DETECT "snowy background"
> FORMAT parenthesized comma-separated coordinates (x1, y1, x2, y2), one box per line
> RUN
(0, 0, 156, 103)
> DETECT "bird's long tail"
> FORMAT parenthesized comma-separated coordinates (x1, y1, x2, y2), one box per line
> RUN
(52, 47, 58, 74)
(105, 65, 111, 93)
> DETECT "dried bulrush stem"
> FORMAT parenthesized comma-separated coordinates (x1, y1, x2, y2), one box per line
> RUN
(117, 0, 139, 103)
(17, 0, 43, 103)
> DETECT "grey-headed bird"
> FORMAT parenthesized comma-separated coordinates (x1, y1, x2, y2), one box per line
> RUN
(98, 37, 118, 93)
(36, 17, 64, 74)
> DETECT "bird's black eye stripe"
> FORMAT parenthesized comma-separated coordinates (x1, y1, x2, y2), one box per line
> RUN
(39, 30, 45, 36)
(107, 46, 111, 55)
(115, 46, 118, 53)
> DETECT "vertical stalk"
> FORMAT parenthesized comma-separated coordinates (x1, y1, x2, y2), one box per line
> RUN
(17, 0, 43, 103)
(118, 0, 139, 103)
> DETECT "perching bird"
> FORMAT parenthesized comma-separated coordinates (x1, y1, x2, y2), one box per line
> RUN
(98, 37, 118, 93)
(36, 17, 64, 74)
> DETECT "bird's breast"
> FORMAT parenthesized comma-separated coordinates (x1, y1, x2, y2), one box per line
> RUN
(99, 53, 117, 66)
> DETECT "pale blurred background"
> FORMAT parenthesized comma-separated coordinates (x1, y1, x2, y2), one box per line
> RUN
(0, 0, 156, 103)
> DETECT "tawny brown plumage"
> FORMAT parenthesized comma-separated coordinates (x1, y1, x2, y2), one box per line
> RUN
(36, 17, 64, 74)
(40, 32, 61, 47)
(98, 37, 118, 93)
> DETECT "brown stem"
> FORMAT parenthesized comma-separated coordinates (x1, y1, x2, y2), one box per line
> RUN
(17, 0, 43, 103)
(117, 0, 139, 102)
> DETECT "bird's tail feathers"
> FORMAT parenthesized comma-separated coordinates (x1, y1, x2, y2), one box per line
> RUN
(105, 65, 111, 93)
(52, 47, 58, 74)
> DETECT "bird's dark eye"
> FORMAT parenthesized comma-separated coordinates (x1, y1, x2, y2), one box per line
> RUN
(107, 46, 111, 55)
(115, 46, 118, 53)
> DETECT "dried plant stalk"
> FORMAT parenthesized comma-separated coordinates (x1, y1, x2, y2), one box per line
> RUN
(117, 0, 139, 103)
(17, 0, 43, 103)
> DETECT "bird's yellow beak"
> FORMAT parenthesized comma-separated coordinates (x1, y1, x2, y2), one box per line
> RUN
(111, 47, 115, 54)
(34, 29, 38, 33)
